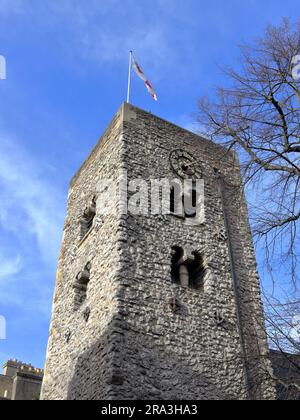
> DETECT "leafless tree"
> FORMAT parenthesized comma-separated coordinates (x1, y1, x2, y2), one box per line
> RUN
(264, 292, 300, 399)
(265, 294, 300, 354)
(197, 19, 300, 398)
(197, 18, 300, 287)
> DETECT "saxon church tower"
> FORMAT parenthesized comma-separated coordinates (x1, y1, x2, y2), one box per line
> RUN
(41, 103, 275, 400)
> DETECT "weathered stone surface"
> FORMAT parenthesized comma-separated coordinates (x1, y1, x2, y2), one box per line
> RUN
(12, 372, 43, 401)
(41, 103, 275, 400)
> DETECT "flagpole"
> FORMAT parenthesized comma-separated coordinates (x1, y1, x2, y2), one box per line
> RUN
(126, 51, 133, 103)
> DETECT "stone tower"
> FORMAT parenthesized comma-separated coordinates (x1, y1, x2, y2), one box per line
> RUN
(41, 103, 275, 400)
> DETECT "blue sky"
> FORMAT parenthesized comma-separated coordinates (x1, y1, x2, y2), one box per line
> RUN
(0, 0, 299, 370)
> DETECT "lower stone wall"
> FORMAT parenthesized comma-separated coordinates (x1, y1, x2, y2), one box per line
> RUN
(12, 373, 43, 400)
(0, 374, 13, 399)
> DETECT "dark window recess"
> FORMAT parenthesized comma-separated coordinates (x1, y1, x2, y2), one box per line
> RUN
(170, 182, 197, 219)
(80, 196, 96, 238)
(171, 246, 184, 284)
(171, 247, 205, 290)
(189, 251, 206, 290)
(184, 181, 197, 218)
(170, 186, 176, 214)
(73, 262, 91, 309)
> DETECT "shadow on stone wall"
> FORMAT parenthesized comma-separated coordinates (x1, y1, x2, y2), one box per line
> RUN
(67, 316, 234, 400)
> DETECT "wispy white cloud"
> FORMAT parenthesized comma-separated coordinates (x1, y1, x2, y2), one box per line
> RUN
(0, 253, 21, 279)
(0, 133, 65, 263)
(0, 249, 22, 306)
(0, 0, 194, 81)
(172, 113, 199, 134)
(52, 0, 184, 79)
(0, 132, 65, 311)
(0, 0, 26, 15)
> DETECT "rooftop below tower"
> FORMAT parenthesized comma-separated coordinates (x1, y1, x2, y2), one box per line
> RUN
(0, 360, 43, 400)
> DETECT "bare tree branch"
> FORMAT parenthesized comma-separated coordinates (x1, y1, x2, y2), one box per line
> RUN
(197, 18, 300, 288)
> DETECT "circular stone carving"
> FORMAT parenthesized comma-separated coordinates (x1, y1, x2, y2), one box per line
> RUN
(169, 149, 201, 179)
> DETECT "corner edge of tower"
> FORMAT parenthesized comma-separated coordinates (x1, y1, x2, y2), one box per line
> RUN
(70, 102, 129, 189)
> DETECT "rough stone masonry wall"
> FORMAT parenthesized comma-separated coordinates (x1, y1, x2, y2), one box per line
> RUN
(41, 106, 126, 400)
(42, 103, 275, 400)
(109, 104, 275, 400)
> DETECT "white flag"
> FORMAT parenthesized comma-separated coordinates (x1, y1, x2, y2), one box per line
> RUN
(132, 58, 157, 101)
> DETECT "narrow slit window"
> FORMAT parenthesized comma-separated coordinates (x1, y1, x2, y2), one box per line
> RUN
(171, 246, 184, 284)
(184, 181, 197, 219)
(73, 262, 91, 309)
(188, 251, 206, 290)
(80, 196, 96, 238)
(170, 186, 175, 214)
(169, 182, 184, 218)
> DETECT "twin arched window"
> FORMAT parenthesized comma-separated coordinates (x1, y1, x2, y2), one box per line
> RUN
(171, 246, 205, 290)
